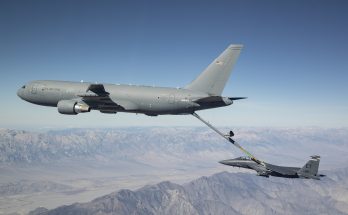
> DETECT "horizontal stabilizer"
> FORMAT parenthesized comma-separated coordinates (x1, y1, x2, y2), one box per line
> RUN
(229, 97, 247, 100)
(193, 96, 246, 105)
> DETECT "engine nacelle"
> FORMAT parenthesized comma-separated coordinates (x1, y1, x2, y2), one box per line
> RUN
(57, 100, 90, 115)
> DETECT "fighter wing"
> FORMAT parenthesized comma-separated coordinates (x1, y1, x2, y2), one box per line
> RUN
(249, 163, 270, 177)
(265, 163, 299, 176)
(256, 171, 270, 177)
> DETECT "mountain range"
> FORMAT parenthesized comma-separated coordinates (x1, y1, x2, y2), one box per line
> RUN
(1, 127, 347, 214)
(29, 168, 348, 215)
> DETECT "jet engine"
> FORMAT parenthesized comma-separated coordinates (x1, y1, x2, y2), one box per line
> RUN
(57, 100, 90, 115)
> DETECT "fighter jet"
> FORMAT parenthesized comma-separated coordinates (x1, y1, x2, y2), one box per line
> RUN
(17, 44, 245, 116)
(219, 155, 325, 180)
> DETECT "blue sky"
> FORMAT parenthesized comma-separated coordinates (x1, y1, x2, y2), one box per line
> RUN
(0, 0, 347, 129)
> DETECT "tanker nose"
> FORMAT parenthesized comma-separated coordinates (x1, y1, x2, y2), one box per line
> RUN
(17, 85, 26, 100)
(17, 88, 23, 98)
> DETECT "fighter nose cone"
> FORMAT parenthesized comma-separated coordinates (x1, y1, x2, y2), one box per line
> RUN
(219, 159, 238, 166)
(219, 160, 230, 165)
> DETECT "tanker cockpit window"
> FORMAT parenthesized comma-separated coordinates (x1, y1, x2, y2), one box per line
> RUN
(21, 85, 26, 89)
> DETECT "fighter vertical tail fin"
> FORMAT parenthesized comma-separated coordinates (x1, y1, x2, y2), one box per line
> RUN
(185, 44, 243, 96)
(298, 156, 321, 179)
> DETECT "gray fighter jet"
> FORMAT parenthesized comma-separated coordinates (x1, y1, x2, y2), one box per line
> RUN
(219, 155, 325, 180)
(17, 44, 245, 116)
